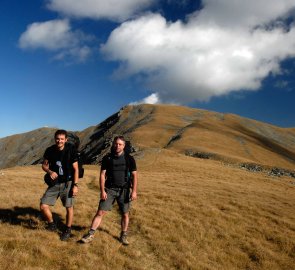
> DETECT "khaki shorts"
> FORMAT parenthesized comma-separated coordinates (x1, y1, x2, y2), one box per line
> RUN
(40, 181, 74, 208)
(99, 187, 131, 213)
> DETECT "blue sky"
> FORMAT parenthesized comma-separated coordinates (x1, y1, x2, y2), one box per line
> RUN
(1, 0, 295, 138)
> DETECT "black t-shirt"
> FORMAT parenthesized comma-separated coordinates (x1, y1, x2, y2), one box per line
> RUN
(43, 143, 78, 182)
(101, 153, 137, 187)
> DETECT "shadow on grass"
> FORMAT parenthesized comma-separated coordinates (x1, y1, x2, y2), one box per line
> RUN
(99, 227, 120, 241)
(0, 206, 45, 230)
(0, 206, 85, 232)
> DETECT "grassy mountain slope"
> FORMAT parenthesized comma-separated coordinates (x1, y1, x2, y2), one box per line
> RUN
(1, 104, 295, 269)
(128, 105, 295, 169)
(0, 151, 295, 270)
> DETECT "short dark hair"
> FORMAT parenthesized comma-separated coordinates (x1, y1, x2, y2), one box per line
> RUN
(55, 129, 68, 138)
(113, 135, 126, 143)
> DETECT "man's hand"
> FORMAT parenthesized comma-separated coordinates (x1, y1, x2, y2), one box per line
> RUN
(72, 186, 78, 196)
(101, 190, 107, 200)
(130, 190, 137, 201)
(49, 171, 58, 180)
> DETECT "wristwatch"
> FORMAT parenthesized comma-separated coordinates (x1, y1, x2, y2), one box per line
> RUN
(73, 183, 78, 187)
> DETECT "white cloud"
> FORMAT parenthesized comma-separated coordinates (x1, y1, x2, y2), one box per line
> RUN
(19, 19, 93, 62)
(19, 19, 73, 50)
(18, 0, 295, 102)
(101, 0, 295, 103)
(193, 0, 295, 29)
(47, 0, 155, 21)
(130, 93, 160, 105)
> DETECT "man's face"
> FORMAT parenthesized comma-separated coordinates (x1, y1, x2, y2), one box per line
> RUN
(113, 139, 125, 155)
(55, 134, 67, 150)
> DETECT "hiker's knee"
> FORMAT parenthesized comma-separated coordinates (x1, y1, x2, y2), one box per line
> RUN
(66, 206, 74, 215)
(96, 209, 106, 217)
(40, 203, 49, 211)
(122, 212, 129, 219)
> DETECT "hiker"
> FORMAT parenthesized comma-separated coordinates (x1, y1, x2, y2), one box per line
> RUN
(40, 129, 79, 241)
(81, 135, 138, 245)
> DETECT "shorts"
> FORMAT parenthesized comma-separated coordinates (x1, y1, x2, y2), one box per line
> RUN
(40, 181, 74, 208)
(99, 187, 131, 213)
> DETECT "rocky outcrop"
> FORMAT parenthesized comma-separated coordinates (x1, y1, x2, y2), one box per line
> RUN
(0, 105, 153, 169)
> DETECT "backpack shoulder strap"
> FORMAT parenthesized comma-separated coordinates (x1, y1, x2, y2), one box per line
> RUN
(124, 154, 133, 180)
(124, 154, 130, 168)
(64, 144, 72, 179)
(104, 153, 113, 177)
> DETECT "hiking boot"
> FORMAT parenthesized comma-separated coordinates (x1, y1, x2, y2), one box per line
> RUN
(81, 232, 95, 243)
(46, 222, 57, 232)
(60, 228, 71, 241)
(120, 232, 129, 245)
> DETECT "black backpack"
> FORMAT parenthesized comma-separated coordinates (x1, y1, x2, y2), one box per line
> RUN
(67, 132, 84, 179)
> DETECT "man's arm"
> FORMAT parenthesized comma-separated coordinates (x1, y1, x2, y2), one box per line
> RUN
(100, 169, 107, 200)
(42, 159, 58, 180)
(130, 171, 138, 201)
(71, 161, 79, 196)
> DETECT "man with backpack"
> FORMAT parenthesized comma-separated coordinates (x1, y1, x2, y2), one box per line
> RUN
(40, 129, 79, 241)
(81, 135, 138, 245)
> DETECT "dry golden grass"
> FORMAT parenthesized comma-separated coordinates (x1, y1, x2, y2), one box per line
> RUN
(1, 150, 295, 270)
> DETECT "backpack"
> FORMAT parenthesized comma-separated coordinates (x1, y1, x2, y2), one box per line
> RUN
(104, 153, 134, 187)
(67, 132, 84, 179)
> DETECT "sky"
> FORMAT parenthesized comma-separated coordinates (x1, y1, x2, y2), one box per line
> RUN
(1, 0, 295, 138)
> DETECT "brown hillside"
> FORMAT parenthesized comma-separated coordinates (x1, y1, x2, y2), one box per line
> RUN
(0, 128, 56, 169)
(128, 105, 295, 169)
(1, 104, 295, 170)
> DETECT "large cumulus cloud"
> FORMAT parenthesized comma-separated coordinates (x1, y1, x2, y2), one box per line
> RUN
(19, 0, 295, 103)
(101, 0, 295, 103)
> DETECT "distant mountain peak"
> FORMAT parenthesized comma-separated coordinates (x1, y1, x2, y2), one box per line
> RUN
(1, 104, 295, 169)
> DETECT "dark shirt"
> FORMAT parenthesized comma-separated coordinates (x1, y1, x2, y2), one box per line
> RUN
(101, 153, 137, 187)
(43, 143, 78, 182)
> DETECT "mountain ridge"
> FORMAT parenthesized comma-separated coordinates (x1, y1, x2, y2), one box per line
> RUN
(1, 104, 295, 170)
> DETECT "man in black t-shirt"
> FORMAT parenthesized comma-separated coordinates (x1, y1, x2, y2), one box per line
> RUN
(81, 136, 138, 245)
(40, 129, 79, 241)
